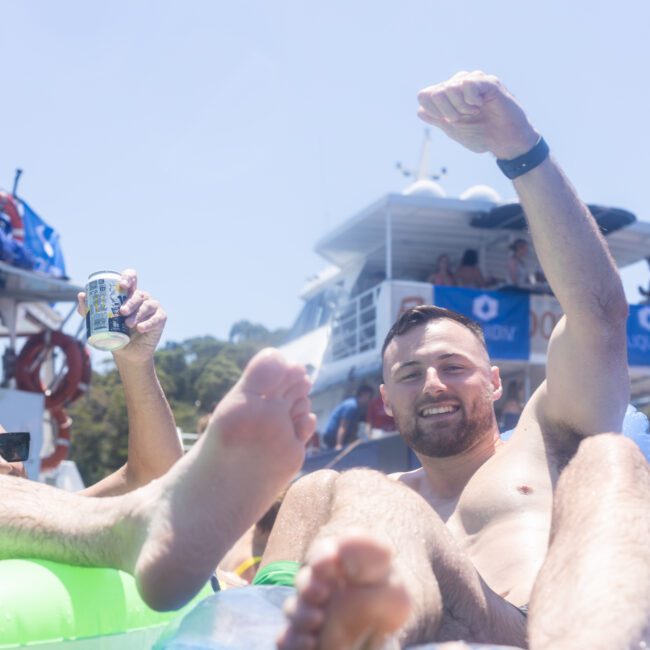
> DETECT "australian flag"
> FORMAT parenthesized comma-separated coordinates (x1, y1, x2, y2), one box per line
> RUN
(18, 199, 67, 278)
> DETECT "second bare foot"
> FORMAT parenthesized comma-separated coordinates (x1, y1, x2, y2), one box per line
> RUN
(277, 532, 411, 649)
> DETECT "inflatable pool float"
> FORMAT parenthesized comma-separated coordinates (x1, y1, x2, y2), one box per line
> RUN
(0, 559, 211, 648)
(154, 585, 525, 649)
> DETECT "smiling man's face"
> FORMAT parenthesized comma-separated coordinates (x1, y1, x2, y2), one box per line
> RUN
(381, 319, 502, 458)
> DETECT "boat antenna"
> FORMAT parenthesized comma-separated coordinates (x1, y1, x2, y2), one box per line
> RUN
(395, 129, 447, 181)
(12, 168, 23, 197)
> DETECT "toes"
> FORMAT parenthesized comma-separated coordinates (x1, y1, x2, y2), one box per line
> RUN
(293, 412, 317, 443)
(338, 534, 394, 586)
(283, 368, 312, 402)
(295, 565, 333, 606)
(290, 396, 312, 420)
(305, 538, 343, 584)
(239, 348, 290, 397)
(284, 594, 325, 632)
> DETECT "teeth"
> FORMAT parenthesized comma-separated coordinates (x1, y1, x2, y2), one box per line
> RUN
(421, 405, 456, 416)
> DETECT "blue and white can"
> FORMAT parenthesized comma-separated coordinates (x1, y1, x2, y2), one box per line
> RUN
(85, 270, 130, 351)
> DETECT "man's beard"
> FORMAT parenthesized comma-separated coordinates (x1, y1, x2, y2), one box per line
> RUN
(393, 390, 495, 458)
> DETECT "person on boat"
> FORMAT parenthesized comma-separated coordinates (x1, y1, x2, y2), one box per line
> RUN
(638, 256, 650, 303)
(506, 237, 531, 286)
(322, 385, 374, 450)
(498, 379, 523, 431)
(219, 490, 286, 584)
(366, 391, 396, 434)
(0, 345, 316, 611)
(0, 269, 183, 493)
(454, 248, 489, 288)
(268, 71, 650, 649)
(427, 253, 456, 286)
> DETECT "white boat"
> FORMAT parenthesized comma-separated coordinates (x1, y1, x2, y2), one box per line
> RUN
(280, 163, 650, 472)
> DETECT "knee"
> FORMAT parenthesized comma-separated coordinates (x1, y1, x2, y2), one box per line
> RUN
(284, 469, 340, 504)
(573, 433, 645, 470)
(560, 434, 648, 493)
(336, 467, 394, 492)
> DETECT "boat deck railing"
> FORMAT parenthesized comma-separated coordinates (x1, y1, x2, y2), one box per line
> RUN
(329, 284, 381, 361)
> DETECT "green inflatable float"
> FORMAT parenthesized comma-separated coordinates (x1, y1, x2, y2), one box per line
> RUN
(0, 559, 212, 648)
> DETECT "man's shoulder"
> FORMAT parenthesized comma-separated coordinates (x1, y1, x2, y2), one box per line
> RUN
(339, 397, 360, 414)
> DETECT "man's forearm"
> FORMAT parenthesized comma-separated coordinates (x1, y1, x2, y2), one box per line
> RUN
(116, 357, 183, 487)
(512, 156, 627, 323)
(335, 424, 347, 448)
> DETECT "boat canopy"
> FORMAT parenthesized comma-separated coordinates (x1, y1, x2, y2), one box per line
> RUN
(473, 203, 636, 234)
(313, 192, 650, 288)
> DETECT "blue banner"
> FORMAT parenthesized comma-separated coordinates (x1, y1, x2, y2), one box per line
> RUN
(18, 199, 66, 278)
(433, 286, 530, 360)
(627, 305, 650, 366)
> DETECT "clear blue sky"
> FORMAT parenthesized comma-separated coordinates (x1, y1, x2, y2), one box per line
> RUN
(2, 1, 649, 345)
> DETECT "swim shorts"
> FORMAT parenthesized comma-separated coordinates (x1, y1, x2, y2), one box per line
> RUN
(252, 560, 301, 587)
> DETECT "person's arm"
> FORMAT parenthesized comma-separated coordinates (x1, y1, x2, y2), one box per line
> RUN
(335, 420, 350, 450)
(80, 270, 183, 497)
(506, 257, 518, 285)
(417, 72, 628, 440)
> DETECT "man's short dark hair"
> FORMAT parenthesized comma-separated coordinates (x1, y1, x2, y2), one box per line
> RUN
(461, 249, 479, 266)
(356, 384, 374, 398)
(381, 305, 487, 359)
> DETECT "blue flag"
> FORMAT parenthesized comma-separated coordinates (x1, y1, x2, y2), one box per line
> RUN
(627, 304, 650, 366)
(18, 199, 66, 278)
(433, 286, 530, 360)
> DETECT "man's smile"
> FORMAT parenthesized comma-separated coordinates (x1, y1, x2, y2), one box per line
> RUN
(418, 404, 460, 418)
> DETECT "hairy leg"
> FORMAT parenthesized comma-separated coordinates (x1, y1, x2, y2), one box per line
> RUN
(271, 468, 527, 648)
(0, 475, 137, 568)
(0, 348, 315, 612)
(528, 434, 650, 649)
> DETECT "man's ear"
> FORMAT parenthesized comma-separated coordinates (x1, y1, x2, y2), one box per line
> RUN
(379, 384, 393, 416)
(490, 366, 503, 402)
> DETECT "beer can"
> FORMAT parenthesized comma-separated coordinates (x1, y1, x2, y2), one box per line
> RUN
(85, 270, 130, 351)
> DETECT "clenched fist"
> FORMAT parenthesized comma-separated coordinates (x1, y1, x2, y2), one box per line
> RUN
(417, 71, 539, 160)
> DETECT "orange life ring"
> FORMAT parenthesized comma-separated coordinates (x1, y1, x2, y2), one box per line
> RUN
(0, 191, 24, 241)
(40, 407, 71, 472)
(16, 331, 86, 410)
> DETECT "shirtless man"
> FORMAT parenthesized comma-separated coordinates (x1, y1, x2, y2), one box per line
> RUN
(1, 268, 183, 493)
(271, 72, 650, 649)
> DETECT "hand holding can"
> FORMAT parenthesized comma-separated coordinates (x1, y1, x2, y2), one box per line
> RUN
(84, 270, 130, 351)
(80, 269, 167, 361)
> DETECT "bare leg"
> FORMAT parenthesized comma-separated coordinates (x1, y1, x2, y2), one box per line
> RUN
(528, 434, 650, 649)
(0, 348, 315, 612)
(271, 468, 527, 648)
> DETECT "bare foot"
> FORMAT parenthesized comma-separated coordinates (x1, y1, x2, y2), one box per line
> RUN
(277, 533, 411, 650)
(131, 348, 316, 610)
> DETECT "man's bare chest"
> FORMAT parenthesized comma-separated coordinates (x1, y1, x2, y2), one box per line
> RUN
(441, 450, 555, 544)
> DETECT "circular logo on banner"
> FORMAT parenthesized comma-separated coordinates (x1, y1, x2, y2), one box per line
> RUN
(638, 306, 650, 332)
(472, 294, 499, 322)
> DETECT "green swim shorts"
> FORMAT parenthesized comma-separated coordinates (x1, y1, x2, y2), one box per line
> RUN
(252, 561, 301, 587)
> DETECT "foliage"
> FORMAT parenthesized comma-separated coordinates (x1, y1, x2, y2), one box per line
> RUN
(68, 321, 286, 487)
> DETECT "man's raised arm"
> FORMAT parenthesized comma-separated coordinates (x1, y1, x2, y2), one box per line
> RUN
(417, 71, 629, 436)
(80, 270, 183, 497)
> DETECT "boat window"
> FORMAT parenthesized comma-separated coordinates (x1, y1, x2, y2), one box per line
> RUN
(286, 291, 336, 341)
